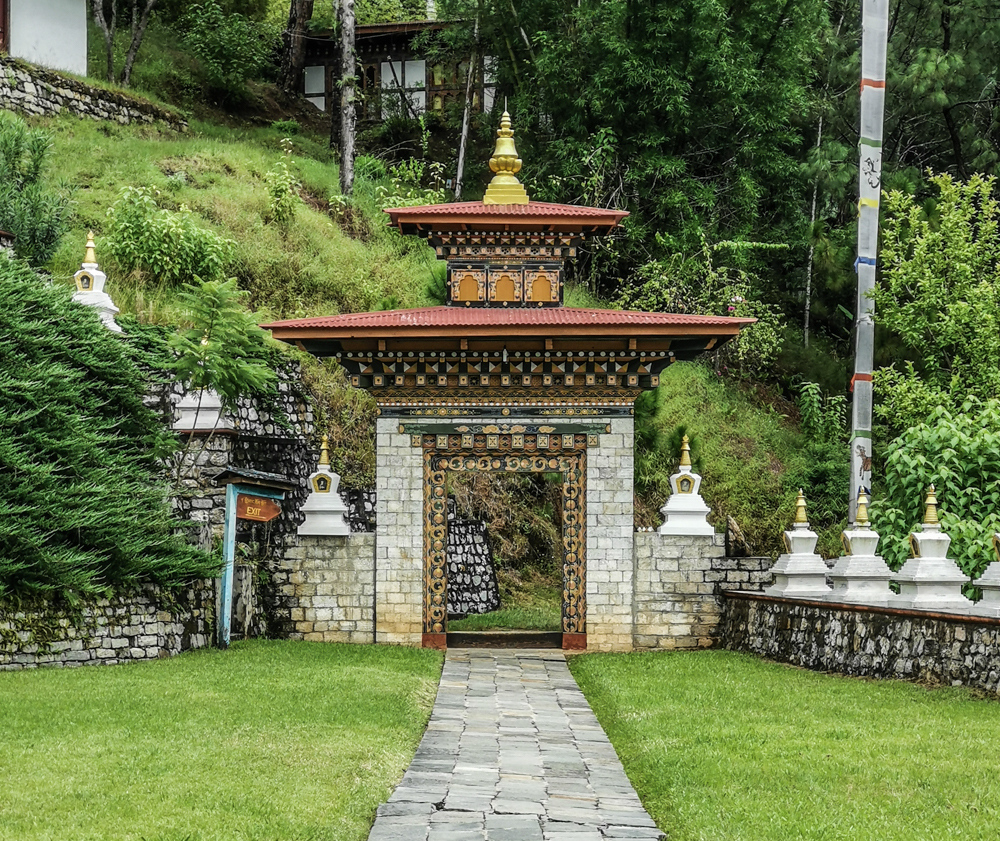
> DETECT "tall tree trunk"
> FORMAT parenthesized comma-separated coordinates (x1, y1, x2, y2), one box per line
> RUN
(454, 15, 480, 201)
(328, 0, 342, 153)
(120, 0, 159, 88)
(803, 115, 822, 349)
(339, 0, 356, 195)
(90, 0, 117, 84)
(279, 0, 313, 95)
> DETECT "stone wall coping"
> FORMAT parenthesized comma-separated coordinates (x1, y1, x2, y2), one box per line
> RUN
(723, 589, 994, 626)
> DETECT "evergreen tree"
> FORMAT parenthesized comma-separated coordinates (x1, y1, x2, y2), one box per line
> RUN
(0, 260, 218, 599)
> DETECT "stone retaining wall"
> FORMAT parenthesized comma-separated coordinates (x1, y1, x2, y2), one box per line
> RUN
(0, 581, 214, 671)
(275, 534, 375, 643)
(633, 532, 726, 649)
(721, 592, 1000, 693)
(1, 56, 188, 130)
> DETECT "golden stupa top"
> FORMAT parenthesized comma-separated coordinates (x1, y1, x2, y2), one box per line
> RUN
(483, 110, 530, 206)
(794, 489, 808, 525)
(319, 434, 331, 467)
(679, 435, 692, 468)
(856, 489, 870, 528)
(84, 231, 97, 265)
(923, 484, 939, 526)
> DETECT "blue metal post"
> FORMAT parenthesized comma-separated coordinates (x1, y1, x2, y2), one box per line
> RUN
(219, 483, 287, 649)
(220, 483, 239, 648)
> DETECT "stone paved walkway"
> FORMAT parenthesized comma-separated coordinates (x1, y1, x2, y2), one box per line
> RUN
(368, 650, 663, 841)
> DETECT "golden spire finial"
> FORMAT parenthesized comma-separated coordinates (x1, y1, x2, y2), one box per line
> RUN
(794, 488, 808, 525)
(318, 434, 331, 467)
(679, 434, 692, 468)
(856, 489, 870, 528)
(84, 231, 97, 265)
(923, 484, 939, 526)
(483, 110, 530, 206)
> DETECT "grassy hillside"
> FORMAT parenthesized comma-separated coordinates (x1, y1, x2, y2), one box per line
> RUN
(43, 116, 439, 324)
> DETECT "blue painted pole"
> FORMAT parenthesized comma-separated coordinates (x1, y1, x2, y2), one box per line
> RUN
(219, 482, 239, 648)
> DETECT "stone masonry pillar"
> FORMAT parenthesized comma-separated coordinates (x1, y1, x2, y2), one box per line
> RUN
(586, 416, 636, 651)
(375, 417, 424, 645)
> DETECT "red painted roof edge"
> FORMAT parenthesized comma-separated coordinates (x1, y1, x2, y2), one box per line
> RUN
(261, 306, 755, 331)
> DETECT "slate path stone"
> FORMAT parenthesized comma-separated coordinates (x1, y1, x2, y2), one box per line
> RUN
(367, 650, 664, 841)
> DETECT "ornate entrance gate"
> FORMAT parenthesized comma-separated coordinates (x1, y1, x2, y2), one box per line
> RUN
(420, 428, 588, 649)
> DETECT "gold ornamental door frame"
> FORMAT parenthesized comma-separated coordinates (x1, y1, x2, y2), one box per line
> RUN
(416, 428, 590, 650)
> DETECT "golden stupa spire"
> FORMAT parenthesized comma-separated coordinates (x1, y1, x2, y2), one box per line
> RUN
(923, 484, 939, 526)
(856, 489, 870, 528)
(84, 231, 97, 265)
(794, 488, 808, 526)
(679, 435, 692, 468)
(483, 110, 530, 206)
(318, 434, 331, 467)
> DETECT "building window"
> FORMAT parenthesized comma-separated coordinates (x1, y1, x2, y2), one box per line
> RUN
(380, 58, 426, 117)
(304, 65, 326, 111)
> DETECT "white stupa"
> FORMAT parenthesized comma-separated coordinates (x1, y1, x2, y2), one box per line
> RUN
(971, 535, 1000, 618)
(765, 489, 831, 598)
(658, 435, 714, 536)
(72, 231, 121, 333)
(894, 486, 970, 612)
(298, 435, 350, 536)
(826, 490, 894, 605)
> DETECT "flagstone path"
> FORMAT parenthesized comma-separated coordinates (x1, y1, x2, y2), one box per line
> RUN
(367, 650, 664, 841)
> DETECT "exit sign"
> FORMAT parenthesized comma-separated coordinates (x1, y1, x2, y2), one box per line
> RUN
(236, 494, 281, 522)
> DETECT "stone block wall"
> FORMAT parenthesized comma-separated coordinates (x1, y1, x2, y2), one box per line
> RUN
(0, 581, 214, 671)
(586, 416, 635, 651)
(374, 417, 425, 645)
(633, 532, 726, 649)
(721, 593, 1000, 694)
(0, 55, 188, 130)
(709, 556, 773, 593)
(274, 535, 375, 643)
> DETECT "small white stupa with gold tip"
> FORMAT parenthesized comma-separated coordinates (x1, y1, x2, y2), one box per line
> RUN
(72, 231, 121, 333)
(826, 489, 893, 605)
(894, 486, 970, 611)
(658, 435, 714, 536)
(971, 535, 1000, 618)
(298, 435, 350, 536)
(764, 489, 831, 598)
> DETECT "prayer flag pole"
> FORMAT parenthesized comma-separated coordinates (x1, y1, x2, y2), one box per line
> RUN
(850, 0, 890, 521)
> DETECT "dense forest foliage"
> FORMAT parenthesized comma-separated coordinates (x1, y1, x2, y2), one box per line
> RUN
(5, 0, 1000, 595)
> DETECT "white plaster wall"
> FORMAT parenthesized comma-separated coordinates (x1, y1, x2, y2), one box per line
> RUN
(375, 417, 425, 645)
(10, 0, 87, 77)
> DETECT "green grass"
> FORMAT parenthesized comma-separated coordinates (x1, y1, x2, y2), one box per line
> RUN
(38, 114, 436, 324)
(570, 650, 1000, 841)
(448, 567, 562, 631)
(0, 640, 442, 841)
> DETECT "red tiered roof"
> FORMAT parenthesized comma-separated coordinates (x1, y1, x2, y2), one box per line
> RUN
(384, 201, 629, 234)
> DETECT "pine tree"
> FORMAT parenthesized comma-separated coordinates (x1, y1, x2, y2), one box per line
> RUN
(0, 259, 218, 599)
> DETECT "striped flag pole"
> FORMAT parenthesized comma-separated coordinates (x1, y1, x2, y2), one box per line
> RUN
(849, 0, 890, 522)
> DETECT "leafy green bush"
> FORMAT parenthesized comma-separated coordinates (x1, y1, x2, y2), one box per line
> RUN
(105, 186, 235, 285)
(264, 142, 302, 230)
(0, 258, 217, 598)
(874, 173, 1000, 438)
(0, 112, 71, 267)
(617, 236, 786, 377)
(871, 401, 1000, 578)
(181, 1, 278, 100)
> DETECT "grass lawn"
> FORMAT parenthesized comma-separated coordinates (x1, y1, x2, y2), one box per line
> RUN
(0, 640, 442, 841)
(570, 650, 1000, 841)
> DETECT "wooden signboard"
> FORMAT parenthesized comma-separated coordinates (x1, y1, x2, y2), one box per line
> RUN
(236, 493, 281, 522)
